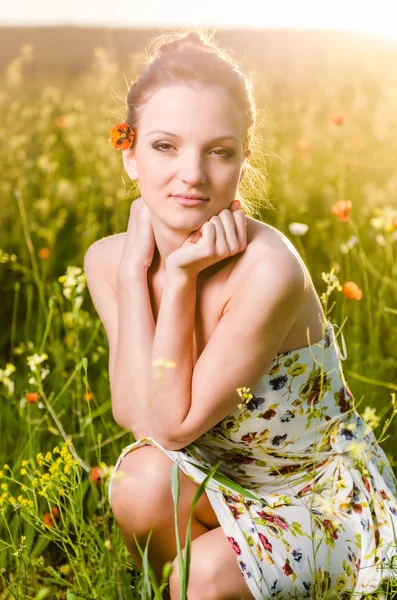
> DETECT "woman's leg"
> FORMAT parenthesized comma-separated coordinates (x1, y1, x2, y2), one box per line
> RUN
(110, 446, 220, 596)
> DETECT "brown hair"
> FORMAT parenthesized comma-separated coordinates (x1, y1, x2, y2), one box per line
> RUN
(119, 29, 269, 215)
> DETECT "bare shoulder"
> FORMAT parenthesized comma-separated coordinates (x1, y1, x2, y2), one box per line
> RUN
(232, 216, 309, 287)
(228, 216, 326, 346)
(84, 233, 127, 293)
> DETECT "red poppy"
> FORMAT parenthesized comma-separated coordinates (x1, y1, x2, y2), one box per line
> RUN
(25, 392, 39, 404)
(109, 123, 135, 150)
(331, 200, 352, 222)
(43, 512, 54, 527)
(56, 115, 70, 128)
(331, 112, 345, 126)
(38, 248, 50, 260)
(343, 282, 363, 300)
(90, 466, 101, 483)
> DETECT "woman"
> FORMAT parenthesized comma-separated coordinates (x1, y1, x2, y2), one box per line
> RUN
(84, 31, 397, 600)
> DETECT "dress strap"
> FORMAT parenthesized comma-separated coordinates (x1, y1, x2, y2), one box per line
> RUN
(330, 322, 348, 361)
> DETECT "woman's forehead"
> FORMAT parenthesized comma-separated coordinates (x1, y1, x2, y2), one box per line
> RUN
(139, 84, 244, 137)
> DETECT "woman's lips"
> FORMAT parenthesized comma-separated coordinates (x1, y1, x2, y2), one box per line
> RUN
(171, 196, 209, 207)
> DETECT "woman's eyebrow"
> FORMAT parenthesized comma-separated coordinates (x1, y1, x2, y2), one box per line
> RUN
(145, 129, 239, 143)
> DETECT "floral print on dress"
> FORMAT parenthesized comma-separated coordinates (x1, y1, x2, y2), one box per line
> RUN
(109, 321, 397, 599)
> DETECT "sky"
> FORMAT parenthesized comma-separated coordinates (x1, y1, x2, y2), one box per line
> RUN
(1, 0, 397, 41)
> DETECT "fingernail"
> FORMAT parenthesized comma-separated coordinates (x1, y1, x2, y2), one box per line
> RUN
(233, 200, 241, 210)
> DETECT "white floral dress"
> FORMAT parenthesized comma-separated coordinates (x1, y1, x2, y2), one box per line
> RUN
(108, 321, 397, 599)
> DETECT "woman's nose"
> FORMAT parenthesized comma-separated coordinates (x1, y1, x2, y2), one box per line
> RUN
(178, 152, 207, 185)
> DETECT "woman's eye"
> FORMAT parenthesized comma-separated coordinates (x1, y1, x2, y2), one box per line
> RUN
(212, 149, 233, 158)
(153, 143, 174, 152)
(152, 143, 233, 158)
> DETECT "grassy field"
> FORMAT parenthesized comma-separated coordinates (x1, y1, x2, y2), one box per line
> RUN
(0, 29, 397, 599)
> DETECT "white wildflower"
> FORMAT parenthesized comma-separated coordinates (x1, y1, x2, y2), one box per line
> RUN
(289, 222, 309, 236)
(0, 363, 16, 395)
(26, 353, 48, 372)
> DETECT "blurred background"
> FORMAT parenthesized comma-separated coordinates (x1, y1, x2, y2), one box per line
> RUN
(0, 1, 396, 598)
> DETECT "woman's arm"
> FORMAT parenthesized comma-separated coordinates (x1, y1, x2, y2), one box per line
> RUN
(111, 270, 156, 436)
(144, 269, 197, 442)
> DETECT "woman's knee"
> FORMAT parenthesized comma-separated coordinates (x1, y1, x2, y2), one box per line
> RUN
(109, 446, 175, 527)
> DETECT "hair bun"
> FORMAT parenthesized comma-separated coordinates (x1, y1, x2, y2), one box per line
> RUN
(158, 32, 206, 57)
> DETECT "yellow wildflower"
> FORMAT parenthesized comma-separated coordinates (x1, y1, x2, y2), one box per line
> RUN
(45, 452, 52, 462)
(20, 468, 27, 475)
(21, 460, 29, 467)
(1, 483, 8, 490)
(348, 441, 367, 459)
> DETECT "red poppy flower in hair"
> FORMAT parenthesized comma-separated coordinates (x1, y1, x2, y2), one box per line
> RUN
(109, 123, 135, 150)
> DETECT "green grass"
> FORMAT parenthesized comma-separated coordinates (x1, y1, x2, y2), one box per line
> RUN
(0, 36, 397, 599)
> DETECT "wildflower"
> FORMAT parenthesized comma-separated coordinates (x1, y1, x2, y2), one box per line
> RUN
(347, 440, 367, 459)
(331, 112, 345, 126)
(362, 406, 380, 432)
(58, 266, 86, 300)
(104, 539, 112, 550)
(343, 282, 363, 300)
(331, 200, 351, 222)
(58, 564, 72, 576)
(236, 387, 254, 410)
(56, 115, 70, 128)
(288, 223, 309, 236)
(90, 466, 102, 483)
(25, 392, 39, 403)
(43, 512, 55, 527)
(340, 236, 358, 254)
(26, 353, 48, 372)
(1, 483, 8, 490)
(0, 363, 16, 395)
(20, 468, 27, 475)
(21, 460, 29, 467)
(84, 391, 93, 401)
(38, 248, 50, 259)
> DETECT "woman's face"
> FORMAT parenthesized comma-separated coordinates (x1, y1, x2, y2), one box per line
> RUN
(127, 84, 246, 232)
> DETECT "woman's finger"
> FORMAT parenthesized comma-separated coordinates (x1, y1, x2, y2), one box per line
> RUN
(217, 208, 240, 254)
(209, 214, 230, 257)
(232, 209, 247, 249)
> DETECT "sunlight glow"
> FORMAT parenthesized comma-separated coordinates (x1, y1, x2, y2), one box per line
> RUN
(1, 0, 397, 42)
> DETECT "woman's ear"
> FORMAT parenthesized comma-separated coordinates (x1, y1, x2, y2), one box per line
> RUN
(122, 149, 139, 180)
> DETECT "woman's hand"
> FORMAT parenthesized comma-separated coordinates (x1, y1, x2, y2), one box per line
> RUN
(117, 197, 156, 283)
(165, 200, 247, 277)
